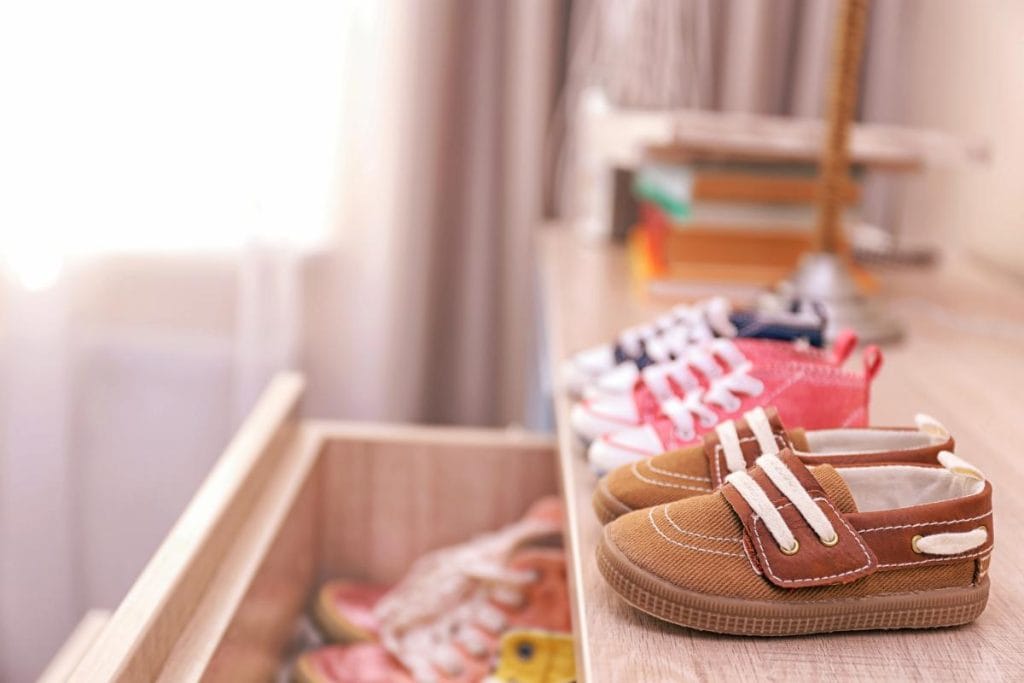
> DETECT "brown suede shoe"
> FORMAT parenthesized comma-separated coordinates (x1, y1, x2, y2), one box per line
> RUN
(598, 449, 993, 636)
(593, 406, 955, 524)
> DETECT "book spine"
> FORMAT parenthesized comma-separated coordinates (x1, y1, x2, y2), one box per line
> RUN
(691, 173, 860, 204)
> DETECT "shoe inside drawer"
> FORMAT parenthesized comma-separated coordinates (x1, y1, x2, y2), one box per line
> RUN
(68, 375, 559, 682)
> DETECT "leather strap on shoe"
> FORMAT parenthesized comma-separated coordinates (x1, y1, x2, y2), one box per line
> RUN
(703, 406, 793, 488)
(721, 450, 878, 588)
(845, 467, 993, 570)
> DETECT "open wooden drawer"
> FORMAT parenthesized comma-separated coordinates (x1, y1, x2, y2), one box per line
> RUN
(67, 374, 560, 682)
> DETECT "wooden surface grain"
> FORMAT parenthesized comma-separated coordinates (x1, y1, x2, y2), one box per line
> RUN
(158, 424, 321, 683)
(540, 227, 1024, 682)
(317, 423, 558, 584)
(38, 610, 111, 683)
(66, 410, 559, 682)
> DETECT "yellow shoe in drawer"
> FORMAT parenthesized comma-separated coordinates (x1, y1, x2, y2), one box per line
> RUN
(486, 629, 576, 683)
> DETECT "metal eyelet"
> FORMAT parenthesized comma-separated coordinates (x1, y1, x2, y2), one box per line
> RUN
(821, 533, 840, 547)
(911, 535, 924, 554)
(780, 540, 800, 555)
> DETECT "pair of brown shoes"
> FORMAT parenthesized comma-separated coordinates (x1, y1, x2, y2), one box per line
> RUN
(594, 407, 993, 636)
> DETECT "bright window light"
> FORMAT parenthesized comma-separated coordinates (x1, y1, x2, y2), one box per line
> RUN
(0, 0, 366, 284)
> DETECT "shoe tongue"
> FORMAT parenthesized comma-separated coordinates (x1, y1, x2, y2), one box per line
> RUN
(809, 464, 859, 514)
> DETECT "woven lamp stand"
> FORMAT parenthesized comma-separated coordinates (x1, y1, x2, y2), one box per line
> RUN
(783, 0, 903, 343)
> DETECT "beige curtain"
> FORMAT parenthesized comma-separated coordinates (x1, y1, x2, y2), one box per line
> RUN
(566, 0, 904, 117)
(302, 1, 564, 428)
(0, 3, 566, 678)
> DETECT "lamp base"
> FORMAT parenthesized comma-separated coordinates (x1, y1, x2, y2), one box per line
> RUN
(782, 252, 904, 344)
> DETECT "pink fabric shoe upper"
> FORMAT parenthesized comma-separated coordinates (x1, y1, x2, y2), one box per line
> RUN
(319, 582, 392, 640)
(588, 332, 882, 467)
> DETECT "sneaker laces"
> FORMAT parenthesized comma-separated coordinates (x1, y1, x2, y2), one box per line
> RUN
(638, 339, 748, 400)
(659, 363, 765, 440)
(725, 453, 838, 553)
(618, 298, 736, 358)
(373, 516, 559, 683)
(715, 407, 781, 474)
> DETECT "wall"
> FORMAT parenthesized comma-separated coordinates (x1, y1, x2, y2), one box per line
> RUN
(900, 0, 1024, 274)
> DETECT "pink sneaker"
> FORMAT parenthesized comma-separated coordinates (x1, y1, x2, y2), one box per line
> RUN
(587, 335, 882, 473)
(572, 331, 861, 444)
(295, 498, 571, 683)
(312, 581, 392, 643)
(560, 296, 826, 397)
(570, 338, 755, 442)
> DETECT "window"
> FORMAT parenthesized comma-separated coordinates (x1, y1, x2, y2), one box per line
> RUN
(0, 0, 374, 288)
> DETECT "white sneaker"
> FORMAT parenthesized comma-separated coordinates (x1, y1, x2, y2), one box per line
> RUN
(560, 298, 734, 397)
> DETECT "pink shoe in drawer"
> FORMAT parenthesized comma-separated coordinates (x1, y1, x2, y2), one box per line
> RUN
(313, 581, 392, 643)
(587, 335, 882, 473)
(295, 548, 570, 683)
(296, 497, 569, 683)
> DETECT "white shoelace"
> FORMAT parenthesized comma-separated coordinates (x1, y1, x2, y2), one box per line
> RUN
(373, 517, 558, 683)
(618, 298, 736, 358)
(659, 363, 765, 440)
(726, 452, 990, 556)
(727, 453, 840, 552)
(638, 339, 749, 400)
(715, 407, 780, 474)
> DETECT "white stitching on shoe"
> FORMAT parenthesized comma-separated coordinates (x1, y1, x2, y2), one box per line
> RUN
(976, 551, 992, 580)
(597, 479, 631, 514)
(857, 511, 992, 533)
(757, 370, 805, 405)
(643, 458, 712, 482)
(757, 362, 866, 383)
(662, 504, 743, 544)
(750, 496, 874, 584)
(630, 463, 712, 493)
(877, 546, 991, 569)
(648, 506, 745, 558)
(741, 536, 764, 576)
(743, 504, 992, 573)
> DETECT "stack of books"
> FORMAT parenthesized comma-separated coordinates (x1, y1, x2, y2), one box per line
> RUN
(629, 154, 862, 286)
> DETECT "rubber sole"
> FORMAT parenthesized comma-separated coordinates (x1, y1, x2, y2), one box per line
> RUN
(592, 480, 632, 525)
(597, 533, 989, 636)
